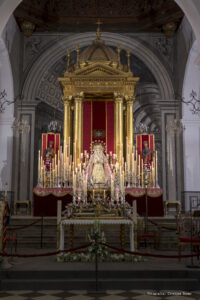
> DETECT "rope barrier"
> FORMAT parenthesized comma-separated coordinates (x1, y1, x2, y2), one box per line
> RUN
(1, 240, 200, 259)
(7, 219, 41, 231)
(2, 203, 7, 254)
(148, 219, 177, 231)
(100, 242, 200, 259)
(0, 242, 92, 258)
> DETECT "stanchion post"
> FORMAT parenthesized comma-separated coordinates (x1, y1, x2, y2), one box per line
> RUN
(57, 200, 62, 250)
(132, 200, 137, 250)
(40, 215, 43, 249)
(186, 198, 199, 268)
(94, 232, 99, 291)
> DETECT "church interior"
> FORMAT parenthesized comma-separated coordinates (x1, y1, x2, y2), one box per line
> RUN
(0, 0, 200, 298)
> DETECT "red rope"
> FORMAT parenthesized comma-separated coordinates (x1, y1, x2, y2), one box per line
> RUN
(0, 242, 92, 258)
(148, 219, 176, 231)
(100, 242, 200, 259)
(2, 203, 7, 254)
(7, 219, 41, 231)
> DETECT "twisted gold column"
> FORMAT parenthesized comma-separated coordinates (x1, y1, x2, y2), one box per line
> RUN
(114, 94, 124, 164)
(74, 94, 83, 165)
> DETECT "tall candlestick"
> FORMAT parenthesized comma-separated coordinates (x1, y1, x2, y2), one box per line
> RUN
(38, 150, 40, 184)
(68, 136, 71, 156)
(141, 159, 143, 187)
(138, 154, 140, 186)
(156, 150, 158, 187)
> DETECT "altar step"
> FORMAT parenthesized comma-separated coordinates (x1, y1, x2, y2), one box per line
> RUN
(7, 216, 178, 250)
(0, 269, 199, 291)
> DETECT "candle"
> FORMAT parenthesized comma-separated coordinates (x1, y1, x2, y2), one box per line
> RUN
(38, 150, 40, 184)
(138, 154, 140, 186)
(68, 136, 71, 156)
(132, 153, 134, 173)
(156, 151, 158, 187)
(141, 159, 143, 187)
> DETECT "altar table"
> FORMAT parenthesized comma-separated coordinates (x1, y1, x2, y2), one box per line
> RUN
(60, 219, 134, 251)
(125, 188, 163, 217)
(33, 187, 163, 217)
(33, 188, 72, 216)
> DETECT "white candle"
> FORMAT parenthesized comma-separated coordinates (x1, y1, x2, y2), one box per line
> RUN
(141, 159, 143, 187)
(138, 154, 140, 186)
(156, 151, 158, 187)
(68, 136, 71, 156)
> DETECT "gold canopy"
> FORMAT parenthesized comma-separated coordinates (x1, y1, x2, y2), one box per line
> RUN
(58, 24, 139, 165)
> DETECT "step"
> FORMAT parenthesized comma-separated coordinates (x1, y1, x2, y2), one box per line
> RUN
(1, 269, 200, 280)
(1, 278, 199, 291)
(7, 217, 179, 250)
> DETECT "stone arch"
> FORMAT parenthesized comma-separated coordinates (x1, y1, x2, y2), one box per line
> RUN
(0, 0, 200, 57)
(182, 40, 200, 209)
(21, 32, 174, 102)
(175, 0, 200, 62)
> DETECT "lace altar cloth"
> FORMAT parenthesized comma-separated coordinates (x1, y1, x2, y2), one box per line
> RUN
(33, 187, 162, 197)
(33, 187, 72, 196)
(125, 188, 163, 197)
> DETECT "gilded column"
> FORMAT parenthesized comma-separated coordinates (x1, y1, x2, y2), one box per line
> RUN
(125, 96, 134, 150)
(63, 96, 72, 149)
(114, 93, 124, 163)
(74, 93, 83, 165)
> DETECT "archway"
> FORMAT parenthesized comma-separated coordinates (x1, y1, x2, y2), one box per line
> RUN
(14, 32, 176, 203)
(22, 32, 174, 101)
(182, 40, 200, 210)
(0, 0, 200, 58)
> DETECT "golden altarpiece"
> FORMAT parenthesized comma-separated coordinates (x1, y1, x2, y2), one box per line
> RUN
(35, 25, 161, 219)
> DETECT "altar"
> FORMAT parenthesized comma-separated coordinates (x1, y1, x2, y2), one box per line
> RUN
(60, 218, 134, 251)
(34, 23, 163, 226)
(33, 187, 163, 217)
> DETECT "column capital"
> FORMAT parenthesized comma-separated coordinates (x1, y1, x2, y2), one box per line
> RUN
(63, 95, 73, 103)
(125, 95, 135, 103)
(73, 92, 84, 101)
(114, 92, 124, 101)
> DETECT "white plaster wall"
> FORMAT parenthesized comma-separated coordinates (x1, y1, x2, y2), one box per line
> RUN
(182, 40, 200, 210)
(0, 15, 21, 196)
(0, 37, 14, 191)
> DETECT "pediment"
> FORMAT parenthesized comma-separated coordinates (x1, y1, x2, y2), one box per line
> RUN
(73, 63, 128, 77)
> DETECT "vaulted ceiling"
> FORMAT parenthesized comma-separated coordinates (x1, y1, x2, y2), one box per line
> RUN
(14, 0, 184, 33)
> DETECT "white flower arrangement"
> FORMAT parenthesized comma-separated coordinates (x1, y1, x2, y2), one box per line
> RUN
(56, 222, 146, 263)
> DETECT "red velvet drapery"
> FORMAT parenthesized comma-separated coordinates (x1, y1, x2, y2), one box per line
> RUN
(83, 100, 114, 153)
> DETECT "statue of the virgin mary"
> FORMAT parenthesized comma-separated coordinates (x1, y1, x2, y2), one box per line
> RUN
(87, 143, 110, 185)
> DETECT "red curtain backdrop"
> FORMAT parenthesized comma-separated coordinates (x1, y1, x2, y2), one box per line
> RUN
(106, 101, 114, 153)
(83, 100, 114, 153)
(83, 101, 92, 153)
(92, 101, 106, 143)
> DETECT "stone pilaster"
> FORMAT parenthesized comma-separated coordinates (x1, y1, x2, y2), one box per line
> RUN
(13, 101, 37, 206)
(159, 100, 183, 203)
